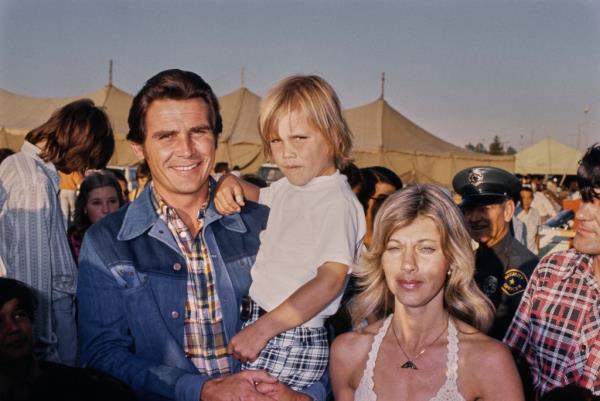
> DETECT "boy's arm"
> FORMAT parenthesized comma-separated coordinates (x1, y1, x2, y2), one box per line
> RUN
(227, 262, 348, 362)
(214, 174, 260, 215)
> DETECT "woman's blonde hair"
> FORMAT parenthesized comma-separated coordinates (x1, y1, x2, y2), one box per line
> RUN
(259, 75, 353, 169)
(350, 183, 494, 332)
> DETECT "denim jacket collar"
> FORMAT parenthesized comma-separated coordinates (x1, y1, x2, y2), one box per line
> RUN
(117, 177, 248, 241)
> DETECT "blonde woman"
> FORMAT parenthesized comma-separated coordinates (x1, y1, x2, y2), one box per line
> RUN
(331, 184, 524, 401)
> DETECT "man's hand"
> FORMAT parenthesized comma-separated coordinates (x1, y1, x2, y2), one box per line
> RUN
(256, 381, 312, 401)
(227, 322, 270, 363)
(201, 370, 277, 401)
(215, 174, 245, 215)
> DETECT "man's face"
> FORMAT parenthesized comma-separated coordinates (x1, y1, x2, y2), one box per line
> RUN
(0, 298, 33, 363)
(463, 199, 514, 247)
(131, 98, 215, 206)
(573, 191, 600, 256)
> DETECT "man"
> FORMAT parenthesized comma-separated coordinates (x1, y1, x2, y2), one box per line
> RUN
(505, 144, 600, 400)
(517, 185, 541, 254)
(0, 99, 114, 365)
(0, 277, 135, 400)
(453, 166, 538, 340)
(77, 69, 327, 401)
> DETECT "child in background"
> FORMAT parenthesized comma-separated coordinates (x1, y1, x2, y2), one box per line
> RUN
(215, 75, 365, 391)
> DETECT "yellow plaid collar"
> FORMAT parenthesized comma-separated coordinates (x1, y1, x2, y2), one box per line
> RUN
(150, 182, 211, 222)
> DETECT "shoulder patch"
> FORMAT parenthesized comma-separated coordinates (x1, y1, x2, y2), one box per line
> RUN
(502, 268, 528, 296)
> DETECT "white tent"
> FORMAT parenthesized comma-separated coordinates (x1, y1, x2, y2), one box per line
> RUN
(215, 86, 264, 173)
(344, 98, 515, 187)
(0, 85, 136, 165)
(515, 137, 582, 175)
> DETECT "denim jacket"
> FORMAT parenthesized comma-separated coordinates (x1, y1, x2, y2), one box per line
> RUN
(77, 184, 328, 401)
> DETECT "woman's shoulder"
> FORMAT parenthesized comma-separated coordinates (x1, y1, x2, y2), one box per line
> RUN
(331, 319, 385, 364)
(454, 320, 514, 368)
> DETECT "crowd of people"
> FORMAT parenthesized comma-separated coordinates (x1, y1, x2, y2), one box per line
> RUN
(0, 68, 598, 401)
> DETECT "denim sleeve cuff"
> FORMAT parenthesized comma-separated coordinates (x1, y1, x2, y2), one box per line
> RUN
(174, 373, 206, 401)
(299, 382, 326, 401)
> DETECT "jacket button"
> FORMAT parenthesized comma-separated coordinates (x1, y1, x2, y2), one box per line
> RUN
(173, 263, 182, 271)
(171, 310, 180, 319)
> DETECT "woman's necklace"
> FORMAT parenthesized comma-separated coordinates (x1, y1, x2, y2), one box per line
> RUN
(391, 314, 449, 370)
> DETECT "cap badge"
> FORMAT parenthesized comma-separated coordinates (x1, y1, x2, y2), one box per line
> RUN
(468, 169, 484, 186)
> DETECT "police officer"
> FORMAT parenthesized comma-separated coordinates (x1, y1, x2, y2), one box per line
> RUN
(453, 166, 538, 340)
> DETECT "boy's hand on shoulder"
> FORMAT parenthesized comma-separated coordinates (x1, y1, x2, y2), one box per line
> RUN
(227, 322, 269, 363)
(215, 174, 245, 215)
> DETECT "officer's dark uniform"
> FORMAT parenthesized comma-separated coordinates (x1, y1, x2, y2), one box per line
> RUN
(453, 167, 539, 340)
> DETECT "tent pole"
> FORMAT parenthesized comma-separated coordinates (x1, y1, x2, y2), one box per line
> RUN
(108, 59, 113, 87)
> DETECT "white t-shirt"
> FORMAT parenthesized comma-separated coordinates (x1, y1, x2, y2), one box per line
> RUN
(249, 171, 366, 327)
(517, 207, 541, 254)
(532, 191, 558, 220)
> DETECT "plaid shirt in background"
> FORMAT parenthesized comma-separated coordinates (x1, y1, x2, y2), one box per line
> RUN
(504, 249, 600, 399)
(151, 184, 230, 377)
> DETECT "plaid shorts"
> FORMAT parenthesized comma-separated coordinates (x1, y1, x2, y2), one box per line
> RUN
(241, 303, 329, 391)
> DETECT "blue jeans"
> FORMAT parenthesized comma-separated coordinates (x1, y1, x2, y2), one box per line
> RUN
(52, 295, 78, 366)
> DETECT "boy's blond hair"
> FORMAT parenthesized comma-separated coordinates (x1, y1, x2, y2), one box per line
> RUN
(259, 75, 353, 169)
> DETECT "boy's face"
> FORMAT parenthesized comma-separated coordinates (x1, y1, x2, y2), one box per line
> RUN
(270, 111, 336, 186)
(520, 189, 533, 210)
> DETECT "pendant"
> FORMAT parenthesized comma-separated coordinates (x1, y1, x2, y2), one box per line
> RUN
(401, 360, 418, 370)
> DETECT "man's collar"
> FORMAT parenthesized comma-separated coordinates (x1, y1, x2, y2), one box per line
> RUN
(491, 230, 512, 251)
(21, 141, 60, 193)
(150, 180, 211, 222)
(118, 177, 247, 240)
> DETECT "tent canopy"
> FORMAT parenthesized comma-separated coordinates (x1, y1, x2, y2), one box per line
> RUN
(345, 98, 475, 155)
(214, 87, 265, 173)
(1, 85, 516, 187)
(344, 98, 514, 187)
(515, 137, 582, 175)
(0, 85, 137, 166)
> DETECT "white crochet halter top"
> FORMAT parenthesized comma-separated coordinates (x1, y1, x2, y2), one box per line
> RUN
(354, 315, 466, 401)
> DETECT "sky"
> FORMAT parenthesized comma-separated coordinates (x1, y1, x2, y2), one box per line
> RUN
(1, 0, 599, 151)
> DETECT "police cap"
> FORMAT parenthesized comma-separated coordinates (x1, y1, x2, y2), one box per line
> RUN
(452, 166, 521, 207)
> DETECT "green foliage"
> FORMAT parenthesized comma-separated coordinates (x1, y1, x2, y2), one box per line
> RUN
(488, 135, 504, 155)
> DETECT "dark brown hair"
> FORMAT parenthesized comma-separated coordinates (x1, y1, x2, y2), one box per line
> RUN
(70, 171, 126, 239)
(127, 69, 222, 145)
(25, 99, 114, 174)
(0, 278, 36, 323)
(577, 143, 600, 202)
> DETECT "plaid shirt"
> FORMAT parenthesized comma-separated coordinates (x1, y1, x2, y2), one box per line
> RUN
(151, 184, 230, 377)
(504, 249, 600, 399)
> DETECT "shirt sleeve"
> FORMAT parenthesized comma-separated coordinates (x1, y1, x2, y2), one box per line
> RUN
(258, 185, 272, 207)
(579, 296, 600, 394)
(312, 199, 364, 271)
(503, 265, 537, 361)
(0, 178, 59, 361)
